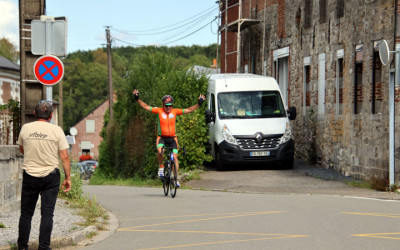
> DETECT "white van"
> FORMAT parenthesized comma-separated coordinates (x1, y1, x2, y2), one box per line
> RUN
(205, 73, 297, 170)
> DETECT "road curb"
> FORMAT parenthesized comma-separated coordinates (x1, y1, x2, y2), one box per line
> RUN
(0, 209, 119, 250)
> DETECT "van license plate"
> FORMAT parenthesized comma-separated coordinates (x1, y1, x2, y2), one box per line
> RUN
(250, 151, 270, 157)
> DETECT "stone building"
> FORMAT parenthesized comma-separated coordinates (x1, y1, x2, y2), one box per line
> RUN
(219, 0, 400, 184)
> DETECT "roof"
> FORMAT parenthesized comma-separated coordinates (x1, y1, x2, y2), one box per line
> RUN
(0, 56, 20, 72)
(209, 73, 274, 81)
(208, 73, 280, 93)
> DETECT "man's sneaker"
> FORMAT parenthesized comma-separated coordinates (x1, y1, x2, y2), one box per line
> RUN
(176, 180, 180, 187)
(158, 167, 164, 177)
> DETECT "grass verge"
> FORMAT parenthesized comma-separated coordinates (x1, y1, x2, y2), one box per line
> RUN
(58, 172, 108, 231)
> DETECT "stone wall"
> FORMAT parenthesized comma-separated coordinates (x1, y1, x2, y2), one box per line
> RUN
(0, 146, 23, 213)
(222, 0, 400, 183)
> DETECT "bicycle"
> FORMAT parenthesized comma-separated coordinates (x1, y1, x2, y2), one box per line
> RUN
(161, 146, 185, 198)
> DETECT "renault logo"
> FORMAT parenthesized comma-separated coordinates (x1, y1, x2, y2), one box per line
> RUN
(255, 133, 263, 143)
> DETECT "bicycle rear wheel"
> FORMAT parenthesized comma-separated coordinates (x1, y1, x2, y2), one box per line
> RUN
(162, 161, 170, 196)
(170, 161, 178, 198)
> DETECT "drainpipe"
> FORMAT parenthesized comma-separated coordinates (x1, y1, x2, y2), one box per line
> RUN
(390, 0, 398, 189)
(394, 0, 397, 53)
(262, 0, 266, 75)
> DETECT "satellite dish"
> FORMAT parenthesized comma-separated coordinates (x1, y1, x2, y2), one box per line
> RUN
(379, 40, 390, 66)
(69, 127, 77, 136)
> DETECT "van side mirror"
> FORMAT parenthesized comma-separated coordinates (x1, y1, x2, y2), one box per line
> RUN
(288, 106, 297, 120)
(205, 109, 215, 123)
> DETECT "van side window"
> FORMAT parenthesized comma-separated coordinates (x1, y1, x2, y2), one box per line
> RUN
(210, 93, 216, 114)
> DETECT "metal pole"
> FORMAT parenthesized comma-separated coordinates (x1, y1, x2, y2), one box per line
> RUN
(225, 0, 228, 73)
(216, 0, 221, 73)
(45, 17, 52, 102)
(106, 27, 113, 121)
(390, 45, 400, 189)
(262, 0, 267, 76)
(236, 0, 242, 73)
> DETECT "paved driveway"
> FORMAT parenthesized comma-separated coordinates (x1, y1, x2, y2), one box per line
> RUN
(186, 160, 400, 200)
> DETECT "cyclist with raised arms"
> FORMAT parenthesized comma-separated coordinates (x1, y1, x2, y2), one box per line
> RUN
(133, 89, 205, 187)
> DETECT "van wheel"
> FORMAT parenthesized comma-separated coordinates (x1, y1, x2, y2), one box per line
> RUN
(215, 148, 226, 171)
(282, 158, 294, 169)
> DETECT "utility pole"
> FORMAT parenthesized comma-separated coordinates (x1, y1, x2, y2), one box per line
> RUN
(19, 0, 46, 125)
(106, 26, 113, 121)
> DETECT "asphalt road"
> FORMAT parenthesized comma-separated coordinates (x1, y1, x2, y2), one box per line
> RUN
(59, 160, 400, 250)
(73, 183, 400, 250)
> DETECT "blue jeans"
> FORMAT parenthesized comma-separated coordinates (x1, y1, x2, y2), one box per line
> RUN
(18, 169, 60, 250)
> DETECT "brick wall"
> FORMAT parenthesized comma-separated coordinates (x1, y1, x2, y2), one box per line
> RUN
(70, 100, 108, 161)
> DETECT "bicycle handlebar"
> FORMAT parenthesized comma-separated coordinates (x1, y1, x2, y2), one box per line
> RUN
(161, 146, 186, 155)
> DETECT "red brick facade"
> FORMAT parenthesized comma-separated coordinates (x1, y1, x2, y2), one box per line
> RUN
(70, 100, 109, 161)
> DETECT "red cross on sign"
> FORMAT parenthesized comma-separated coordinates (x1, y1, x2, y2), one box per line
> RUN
(33, 55, 64, 85)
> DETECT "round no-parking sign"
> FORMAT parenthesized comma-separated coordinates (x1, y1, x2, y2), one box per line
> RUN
(33, 55, 64, 85)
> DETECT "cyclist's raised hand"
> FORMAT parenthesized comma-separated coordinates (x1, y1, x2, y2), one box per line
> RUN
(133, 89, 140, 101)
(198, 94, 205, 106)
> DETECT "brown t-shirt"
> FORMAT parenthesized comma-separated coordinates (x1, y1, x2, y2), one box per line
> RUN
(18, 121, 69, 177)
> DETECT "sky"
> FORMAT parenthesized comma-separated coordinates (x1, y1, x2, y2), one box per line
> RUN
(0, 0, 220, 53)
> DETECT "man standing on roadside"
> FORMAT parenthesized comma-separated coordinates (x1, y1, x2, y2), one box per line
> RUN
(17, 100, 71, 250)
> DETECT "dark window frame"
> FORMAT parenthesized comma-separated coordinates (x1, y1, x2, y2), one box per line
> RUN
(320, 0, 327, 23)
(337, 0, 345, 19)
(304, 0, 313, 29)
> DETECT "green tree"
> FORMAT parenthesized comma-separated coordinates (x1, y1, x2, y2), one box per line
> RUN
(0, 38, 18, 63)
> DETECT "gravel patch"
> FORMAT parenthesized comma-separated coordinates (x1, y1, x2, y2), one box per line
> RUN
(0, 199, 85, 248)
(293, 160, 361, 182)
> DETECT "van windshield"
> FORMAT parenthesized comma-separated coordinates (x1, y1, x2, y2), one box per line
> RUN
(217, 91, 286, 119)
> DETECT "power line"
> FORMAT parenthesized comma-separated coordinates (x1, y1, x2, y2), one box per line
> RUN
(151, 12, 216, 44)
(111, 36, 143, 47)
(111, 15, 217, 48)
(158, 17, 218, 46)
(111, 7, 217, 36)
(110, 5, 218, 34)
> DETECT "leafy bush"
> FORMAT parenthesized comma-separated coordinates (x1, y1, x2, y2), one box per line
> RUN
(98, 52, 211, 179)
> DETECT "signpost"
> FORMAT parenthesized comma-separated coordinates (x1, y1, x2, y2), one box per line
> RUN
(31, 18, 67, 56)
(379, 40, 397, 189)
(33, 55, 64, 85)
(31, 15, 67, 102)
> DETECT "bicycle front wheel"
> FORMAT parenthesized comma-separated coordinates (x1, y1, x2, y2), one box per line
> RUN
(170, 161, 178, 198)
(163, 161, 170, 196)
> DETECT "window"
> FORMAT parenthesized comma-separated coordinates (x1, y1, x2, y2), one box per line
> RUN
(354, 45, 363, 114)
(318, 53, 326, 116)
(273, 47, 290, 108)
(305, 65, 311, 107)
(372, 44, 383, 114)
(86, 120, 95, 133)
(337, 0, 344, 19)
(217, 91, 286, 119)
(210, 93, 216, 114)
(320, 0, 327, 23)
(336, 55, 344, 115)
(354, 63, 363, 114)
(304, 0, 312, 29)
(303, 57, 311, 116)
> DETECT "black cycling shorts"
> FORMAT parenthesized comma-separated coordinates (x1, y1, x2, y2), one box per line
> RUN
(156, 136, 179, 153)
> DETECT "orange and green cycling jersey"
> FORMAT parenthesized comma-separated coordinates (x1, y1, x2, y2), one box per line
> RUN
(150, 107, 184, 137)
